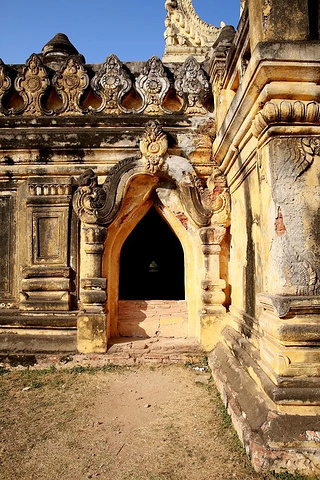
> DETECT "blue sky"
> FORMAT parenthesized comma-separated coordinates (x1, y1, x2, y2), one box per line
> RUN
(0, 1, 239, 65)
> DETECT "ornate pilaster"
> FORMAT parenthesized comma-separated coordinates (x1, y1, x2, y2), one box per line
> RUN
(199, 226, 226, 315)
(77, 224, 107, 353)
(198, 225, 227, 351)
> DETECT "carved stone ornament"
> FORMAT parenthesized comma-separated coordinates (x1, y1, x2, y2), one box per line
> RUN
(53, 55, 89, 114)
(140, 121, 168, 174)
(252, 100, 320, 138)
(205, 166, 231, 227)
(136, 56, 171, 114)
(14, 54, 50, 115)
(91, 54, 132, 113)
(175, 56, 210, 114)
(294, 137, 320, 177)
(277, 137, 320, 180)
(0, 59, 11, 115)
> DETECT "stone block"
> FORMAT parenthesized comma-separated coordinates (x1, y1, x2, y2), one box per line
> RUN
(77, 313, 107, 354)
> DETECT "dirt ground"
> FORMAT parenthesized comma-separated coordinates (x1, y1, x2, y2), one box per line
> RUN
(0, 364, 308, 480)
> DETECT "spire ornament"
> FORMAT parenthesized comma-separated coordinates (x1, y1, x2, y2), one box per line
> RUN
(175, 56, 211, 114)
(53, 55, 89, 114)
(14, 54, 50, 115)
(0, 59, 11, 115)
(91, 54, 132, 113)
(136, 56, 171, 114)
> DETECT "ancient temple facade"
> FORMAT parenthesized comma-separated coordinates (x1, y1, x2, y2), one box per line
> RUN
(1, 0, 320, 475)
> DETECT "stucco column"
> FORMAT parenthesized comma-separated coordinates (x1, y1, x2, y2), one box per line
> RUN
(77, 223, 107, 353)
(199, 225, 227, 351)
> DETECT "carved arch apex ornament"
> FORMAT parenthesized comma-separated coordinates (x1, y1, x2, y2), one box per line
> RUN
(14, 54, 51, 115)
(174, 56, 211, 115)
(91, 54, 132, 114)
(0, 59, 11, 115)
(52, 55, 89, 114)
(136, 56, 172, 115)
(139, 120, 169, 174)
(252, 100, 320, 138)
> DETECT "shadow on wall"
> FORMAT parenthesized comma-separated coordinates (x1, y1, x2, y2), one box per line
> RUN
(118, 300, 189, 339)
(238, 153, 256, 338)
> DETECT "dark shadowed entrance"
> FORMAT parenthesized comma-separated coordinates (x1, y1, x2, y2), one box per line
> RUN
(119, 207, 185, 300)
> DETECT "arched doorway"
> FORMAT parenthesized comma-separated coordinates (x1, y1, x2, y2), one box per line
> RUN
(119, 206, 185, 301)
(117, 204, 188, 339)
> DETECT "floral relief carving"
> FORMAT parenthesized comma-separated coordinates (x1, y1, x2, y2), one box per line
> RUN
(279, 137, 320, 179)
(0, 59, 11, 115)
(136, 56, 171, 114)
(91, 54, 132, 113)
(140, 121, 168, 174)
(205, 166, 231, 227)
(14, 54, 50, 115)
(53, 55, 89, 114)
(175, 56, 211, 114)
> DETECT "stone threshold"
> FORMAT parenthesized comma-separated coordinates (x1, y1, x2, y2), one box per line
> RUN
(0, 336, 204, 370)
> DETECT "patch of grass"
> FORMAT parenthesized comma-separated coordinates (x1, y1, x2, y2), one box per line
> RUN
(184, 354, 209, 371)
(0, 367, 10, 376)
(20, 365, 57, 377)
(215, 395, 232, 429)
(30, 380, 42, 389)
(70, 363, 120, 375)
(268, 472, 310, 480)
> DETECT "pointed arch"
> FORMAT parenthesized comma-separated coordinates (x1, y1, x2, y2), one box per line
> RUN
(101, 174, 203, 340)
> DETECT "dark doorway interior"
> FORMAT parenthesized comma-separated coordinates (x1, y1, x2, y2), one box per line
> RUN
(119, 207, 185, 300)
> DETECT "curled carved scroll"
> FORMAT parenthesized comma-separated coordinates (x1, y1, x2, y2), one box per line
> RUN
(91, 54, 132, 114)
(14, 54, 50, 115)
(0, 59, 11, 115)
(53, 55, 89, 114)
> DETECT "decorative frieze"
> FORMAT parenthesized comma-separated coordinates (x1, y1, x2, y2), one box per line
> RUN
(28, 183, 72, 196)
(0, 53, 212, 117)
(253, 100, 320, 138)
